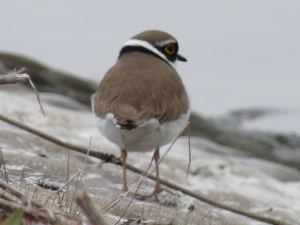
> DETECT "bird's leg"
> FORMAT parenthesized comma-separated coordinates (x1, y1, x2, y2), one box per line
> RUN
(149, 148, 177, 197)
(121, 149, 128, 192)
(136, 148, 174, 199)
(151, 148, 163, 195)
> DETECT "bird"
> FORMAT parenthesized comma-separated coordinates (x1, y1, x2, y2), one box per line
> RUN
(92, 30, 190, 198)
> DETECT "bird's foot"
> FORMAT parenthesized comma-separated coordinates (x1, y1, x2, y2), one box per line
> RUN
(134, 185, 176, 200)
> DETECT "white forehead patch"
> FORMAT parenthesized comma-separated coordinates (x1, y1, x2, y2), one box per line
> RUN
(123, 39, 175, 68)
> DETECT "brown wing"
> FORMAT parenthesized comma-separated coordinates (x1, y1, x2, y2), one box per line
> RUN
(94, 52, 189, 128)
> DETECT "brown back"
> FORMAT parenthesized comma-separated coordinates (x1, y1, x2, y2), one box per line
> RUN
(94, 51, 189, 128)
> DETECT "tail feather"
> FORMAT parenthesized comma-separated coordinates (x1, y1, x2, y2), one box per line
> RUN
(112, 104, 153, 130)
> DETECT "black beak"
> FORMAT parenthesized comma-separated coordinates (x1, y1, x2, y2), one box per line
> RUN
(177, 54, 187, 62)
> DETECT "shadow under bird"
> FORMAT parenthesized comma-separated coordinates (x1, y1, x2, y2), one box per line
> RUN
(92, 30, 190, 198)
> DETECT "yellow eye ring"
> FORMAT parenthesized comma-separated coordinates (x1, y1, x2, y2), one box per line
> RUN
(165, 44, 176, 55)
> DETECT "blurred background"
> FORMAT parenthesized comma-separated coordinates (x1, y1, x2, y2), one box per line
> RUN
(1, 1, 299, 133)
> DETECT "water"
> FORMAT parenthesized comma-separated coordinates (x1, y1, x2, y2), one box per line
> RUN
(1, 1, 299, 133)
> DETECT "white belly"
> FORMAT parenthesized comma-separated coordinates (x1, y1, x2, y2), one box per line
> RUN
(95, 111, 190, 152)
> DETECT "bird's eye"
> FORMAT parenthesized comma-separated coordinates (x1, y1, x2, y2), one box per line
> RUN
(164, 44, 176, 55)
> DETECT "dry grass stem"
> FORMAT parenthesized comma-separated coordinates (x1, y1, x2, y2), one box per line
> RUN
(69, 170, 84, 214)
(82, 136, 92, 175)
(0, 179, 81, 224)
(100, 169, 150, 213)
(75, 189, 109, 225)
(0, 68, 27, 85)
(39, 170, 82, 202)
(20, 165, 26, 192)
(0, 149, 9, 185)
(0, 68, 45, 116)
(186, 121, 191, 179)
(66, 149, 70, 212)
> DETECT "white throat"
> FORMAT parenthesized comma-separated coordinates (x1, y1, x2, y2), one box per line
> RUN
(122, 39, 175, 68)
